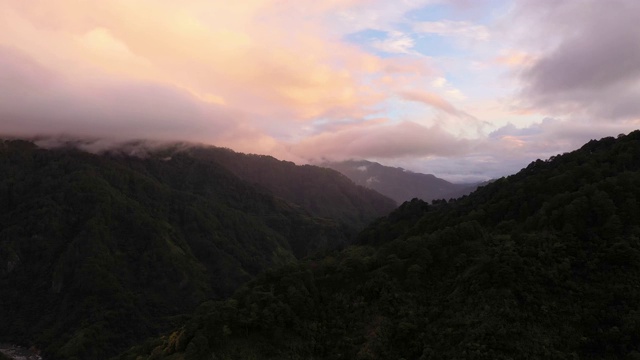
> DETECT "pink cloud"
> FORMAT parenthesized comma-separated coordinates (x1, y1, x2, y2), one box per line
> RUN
(0, 0, 395, 124)
(400, 90, 461, 115)
(10, 0, 632, 185)
(291, 121, 470, 161)
(0, 0, 450, 158)
(0, 46, 243, 143)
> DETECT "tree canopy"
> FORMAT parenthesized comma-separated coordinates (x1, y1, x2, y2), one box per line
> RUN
(121, 131, 640, 360)
(0, 140, 391, 360)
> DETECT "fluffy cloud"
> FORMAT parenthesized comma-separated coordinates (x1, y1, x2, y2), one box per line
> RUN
(0, 0, 463, 164)
(0, 46, 242, 142)
(400, 90, 462, 115)
(292, 121, 470, 161)
(384, 115, 640, 183)
(414, 20, 490, 42)
(1, 0, 637, 183)
(513, 0, 640, 121)
(0, 0, 390, 125)
(372, 31, 415, 54)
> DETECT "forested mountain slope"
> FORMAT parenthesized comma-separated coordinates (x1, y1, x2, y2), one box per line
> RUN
(0, 139, 385, 360)
(360, 131, 640, 241)
(322, 160, 479, 204)
(122, 131, 640, 360)
(184, 148, 396, 230)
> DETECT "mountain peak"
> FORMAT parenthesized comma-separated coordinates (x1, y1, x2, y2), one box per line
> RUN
(321, 160, 479, 204)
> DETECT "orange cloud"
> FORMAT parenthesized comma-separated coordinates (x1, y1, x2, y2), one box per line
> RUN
(495, 50, 535, 67)
(1, 0, 461, 168)
(0, 0, 393, 123)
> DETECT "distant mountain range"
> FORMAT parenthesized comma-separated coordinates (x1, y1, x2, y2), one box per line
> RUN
(321, 160, 482, 204)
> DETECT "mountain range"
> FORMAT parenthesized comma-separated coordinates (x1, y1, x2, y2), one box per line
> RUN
(0, 139, 394, 360)
(122, 131, 640, 360)
(3, 131, 640, 359)
(321, 160, 481, 204)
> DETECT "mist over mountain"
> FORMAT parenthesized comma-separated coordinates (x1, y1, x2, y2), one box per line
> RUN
(321, 160, 481, 204)
(122, 130, 640, 360)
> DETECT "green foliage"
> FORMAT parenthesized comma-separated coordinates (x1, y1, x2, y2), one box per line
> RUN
(0, 140, 369, 360)
(396, 130, 640, 239)
(123, 131, 640, 359)
(185, 147, 396, 231)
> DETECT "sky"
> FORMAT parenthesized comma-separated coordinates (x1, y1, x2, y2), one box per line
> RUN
(1, 0, 639, 182)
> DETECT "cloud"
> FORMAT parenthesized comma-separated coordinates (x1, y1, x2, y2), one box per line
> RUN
(400, 90, 461, 115)
(484, 117, 638, 168)
(392, 118, 639, 183)
(494, 51, 533, 67)
(292, 121, 470, 161)
(0, 0, 392, 124)
(414, 20, 490, 41)
(0, 46, 242, 143)
(335, 0, 433, 33)
(397, 89, 486, 138)
(1, 0, 635, 184)
(0, 0, 448, 141)
(366, 176, 379, 185)
(512, 0, 640, 120)
(371, 31, 415, 54)
(0, 1, 449, 162)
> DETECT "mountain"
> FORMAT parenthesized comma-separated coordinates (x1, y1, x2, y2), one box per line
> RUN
(182, 148, 396, 230)
(321, 160, 480, 204)
(0, 139, 393, 360)
(122, 131, 640, 360)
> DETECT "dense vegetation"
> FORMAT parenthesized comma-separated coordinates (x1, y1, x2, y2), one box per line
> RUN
(0, 140, 391, 360)
(122, 131, 640, 359)
(182, 148, 396, 230)
(322, 160, 478, 204)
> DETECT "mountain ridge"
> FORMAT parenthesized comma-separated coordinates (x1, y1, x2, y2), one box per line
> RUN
(321, 159, 480, 204)
(121, 130, 640, 360)
(0, 138, 394, 360)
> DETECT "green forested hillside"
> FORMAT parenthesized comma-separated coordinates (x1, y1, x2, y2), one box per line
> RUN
(122, 131, 640, 360)
(184, 147, 396, 230)
(0, 140, 384, 360)
(362, 131, 640, 241)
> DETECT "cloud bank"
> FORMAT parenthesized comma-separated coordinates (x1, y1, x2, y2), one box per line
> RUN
(1, 0, 639, 181)
(513, 0, 640, 121)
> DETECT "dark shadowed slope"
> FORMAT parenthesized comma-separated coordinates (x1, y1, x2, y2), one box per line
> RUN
(322, 160, 479, 204)
(122, 131, 640, 360)
(185, 148, 396, 230)
(0, 139, 390, 360)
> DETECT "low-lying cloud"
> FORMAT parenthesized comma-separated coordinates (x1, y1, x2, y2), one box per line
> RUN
(0, 46, 242, 143)
(292, 121, 471, 162)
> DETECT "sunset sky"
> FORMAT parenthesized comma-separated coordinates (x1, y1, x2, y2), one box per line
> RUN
(1, 0, 639, 182)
